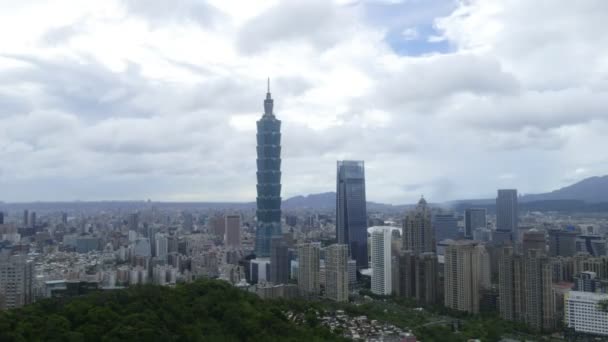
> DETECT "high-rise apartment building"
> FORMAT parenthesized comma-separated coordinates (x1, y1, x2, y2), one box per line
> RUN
(371, 227, 392, 295)
(0, 254, 33, 309)
(297, 243, 320, 298)
(270, 236, 289, 284)
(444, 240, 490, 314)
(495, 189, 518, 244)
(325, 244, 349, 302)
(224, 214, 241, 248)
(399, 197, 439, 305)
(183, 212, 193, 232)
(523, 229, 546, 255)
(255, 83, 282, 258)
(498, 247, 556, 332)
(336, 160, 368, 269)
(464, 208, 486, 239)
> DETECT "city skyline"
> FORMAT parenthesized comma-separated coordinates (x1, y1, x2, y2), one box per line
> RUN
(1, 1, 607, 203)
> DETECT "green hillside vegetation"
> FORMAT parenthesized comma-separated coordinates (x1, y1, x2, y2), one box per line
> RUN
(0, 280, 346, 342)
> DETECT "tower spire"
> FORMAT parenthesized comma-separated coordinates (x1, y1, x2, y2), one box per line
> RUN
(264, 77, 274, 116)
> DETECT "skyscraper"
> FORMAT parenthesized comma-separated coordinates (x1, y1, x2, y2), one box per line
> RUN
(270, 236, 289, 284)
(255, 81, 282, 258)
(464, 208, 486, 239)
(224, 214, 241, 248)
(297, 243, 320, 298)
(495, 189, 518, 244)
(336, 160, 368, 269)
(371, 227, 392, 295)
(23, 210, 28, 227)
(325, 244, 349, 302)
(155, 233, 168, 262)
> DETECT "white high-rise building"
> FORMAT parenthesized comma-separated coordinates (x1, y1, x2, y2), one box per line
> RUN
(155, 233, 168, 261)
(565, 291, 608, 336)
(371, 227, 392, 295)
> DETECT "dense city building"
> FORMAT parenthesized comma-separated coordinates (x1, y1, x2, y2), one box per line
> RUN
(255, 83, 282, 258)
(336, 160, 368, 269)
(0, 253, 33, 309)
(269, 236, 289, 284)
(548, 228, 578, 257)
(224, 214, 241, 248)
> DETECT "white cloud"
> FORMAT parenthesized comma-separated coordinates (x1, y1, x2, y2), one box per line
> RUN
(0, 0, 607, 203)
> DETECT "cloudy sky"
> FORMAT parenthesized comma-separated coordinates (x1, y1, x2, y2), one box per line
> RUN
(0, 0, 607, 203)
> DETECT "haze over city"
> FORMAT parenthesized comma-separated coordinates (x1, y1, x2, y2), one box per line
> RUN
(1, 0, 606, 203)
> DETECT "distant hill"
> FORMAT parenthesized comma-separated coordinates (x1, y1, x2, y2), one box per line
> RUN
(283, 192, 409, 211)
(521, 175, 608, 203)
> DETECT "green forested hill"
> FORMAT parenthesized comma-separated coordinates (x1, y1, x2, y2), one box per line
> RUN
(0, 280, 345, 342)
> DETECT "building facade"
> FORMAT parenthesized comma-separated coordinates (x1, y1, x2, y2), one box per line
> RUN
(224, 214, 241, 248)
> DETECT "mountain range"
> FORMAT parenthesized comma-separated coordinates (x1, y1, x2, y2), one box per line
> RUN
(284, 175, 608, 210)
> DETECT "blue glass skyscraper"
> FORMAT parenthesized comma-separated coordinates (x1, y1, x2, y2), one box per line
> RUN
(255, 81, 282, 257)
(336, 160, 368, 269)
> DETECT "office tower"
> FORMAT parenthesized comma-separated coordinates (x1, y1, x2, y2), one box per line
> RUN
(325, 244, 349, 302)
(29, 212, 36, 228)
(0, 212, 3, 225)
(297, 243, 320, 298)
(403, 197, 434, 254)
(255, 82, 282, 258)
(270, 236, 289, 284)
(224, 214, 241, 248)
(464, 208, 486, 239)
(433, 212, 459, 242)
(336, 160, 368, 269)
(371, 228, 392, 295)
(473, 227, 492, 242)
(576, 235, 607, 256)
(183, 212, 193, 232)
(523, 229, 546, 255)
(155, 233, 168, 262)
(444, 241, 490, 314)
(285, 215, 297, 227)
(128, 212, 139, 232)
(495, 189, 518, 244)
(565, 291, 608, 336)
(61, 212, 68, 225)
(23, 210, 28, 227)
(0, 254, 33, 309)
(548, 229, 578, 257)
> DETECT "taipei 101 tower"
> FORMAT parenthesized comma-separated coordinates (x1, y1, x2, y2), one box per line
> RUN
(254, 80, 282, 257)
